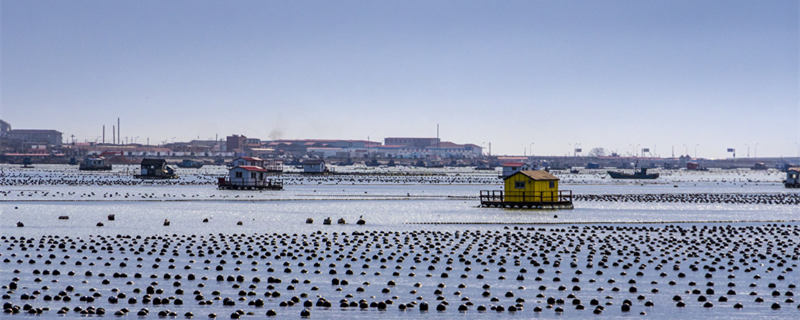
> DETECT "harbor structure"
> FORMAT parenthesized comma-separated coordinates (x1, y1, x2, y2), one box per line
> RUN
(786, 167, 800, 188)
(135, 158, 178, 179)
(480, 170, 573, 209)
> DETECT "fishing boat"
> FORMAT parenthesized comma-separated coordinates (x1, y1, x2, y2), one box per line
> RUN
(176, 159, 204, 169)
(607, 167, 659, 179)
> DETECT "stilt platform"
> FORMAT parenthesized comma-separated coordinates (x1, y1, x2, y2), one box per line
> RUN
(217, 178, 283, 190)
(480, 190, 573, 210)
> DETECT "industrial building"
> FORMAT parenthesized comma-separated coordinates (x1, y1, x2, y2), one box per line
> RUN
(0, 120, 10, 136)
(4, 129, 62, 146)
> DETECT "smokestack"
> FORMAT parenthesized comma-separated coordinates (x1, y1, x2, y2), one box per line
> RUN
(117, 118, 120, 145)
(102, 125, 105, 144)
(112, 125, 116, 145)
(436, 123, 440, 148)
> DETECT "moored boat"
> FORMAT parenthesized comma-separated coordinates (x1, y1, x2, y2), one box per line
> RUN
(176, 159, 204, 168)
(607, 168, 659, 179)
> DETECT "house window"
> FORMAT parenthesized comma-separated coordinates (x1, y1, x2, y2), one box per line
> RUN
(549, 181, 555, 188)
(235, 172, 242, 178)
(251, 172, 256, 179)
(514, 181, 525, 189)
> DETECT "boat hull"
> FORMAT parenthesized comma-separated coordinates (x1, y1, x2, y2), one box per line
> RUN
(607, 171, 659, 179)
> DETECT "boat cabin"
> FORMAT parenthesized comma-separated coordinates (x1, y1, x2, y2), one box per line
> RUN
(302, 159, 327, 173)
(229, 166, 267, 186)
(219, 165, 283, 190)
(504, 170, 560, 202)
(138, 158, 177, 178)
(786, 167, 800, 188)
(480, 170, 573, 209)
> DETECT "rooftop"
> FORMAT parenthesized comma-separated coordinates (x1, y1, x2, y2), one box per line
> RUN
(506, 170, 559, 181)
(7, 129, 62, 134)
(234, 165, 268, 172)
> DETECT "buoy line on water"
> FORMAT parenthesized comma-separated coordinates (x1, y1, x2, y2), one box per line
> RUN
(409, 219, 800, 226)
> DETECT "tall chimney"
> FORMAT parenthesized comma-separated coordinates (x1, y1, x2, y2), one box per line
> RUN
(112, 125, 116, 145)
(117, 118, 120, 145)
(102, 125, 105, 144)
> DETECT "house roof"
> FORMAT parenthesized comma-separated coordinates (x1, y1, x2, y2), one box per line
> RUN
(141, 158, 166, 165)
(237, 156, 263, 161)
(234, 166, 268, 172)
(505, 170, 558, 181)
(502, 162, 525, 167)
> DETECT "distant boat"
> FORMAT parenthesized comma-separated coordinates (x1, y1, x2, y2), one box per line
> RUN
(21, 157, 34, 168)
(607, 168, 659, 179)
(176, 159, 204, 169)
(365, 159, 380, 167)
(751, 162, 768, 171)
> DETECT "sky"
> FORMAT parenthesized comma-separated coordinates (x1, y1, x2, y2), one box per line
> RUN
(1, 0, 798, 158)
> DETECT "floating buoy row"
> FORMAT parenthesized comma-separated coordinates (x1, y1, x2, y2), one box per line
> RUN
(2, 223, 798, 317)
(574, 193, 800, 205)
(307, 216, 366, 225)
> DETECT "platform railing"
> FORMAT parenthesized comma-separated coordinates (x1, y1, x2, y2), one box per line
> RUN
(218, 178, 283, 187)
(480, 190, 572, 203)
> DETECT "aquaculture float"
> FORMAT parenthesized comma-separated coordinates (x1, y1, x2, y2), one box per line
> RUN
(480, 170, 573, 209)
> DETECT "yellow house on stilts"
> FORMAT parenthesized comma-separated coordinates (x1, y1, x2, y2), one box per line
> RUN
(480, 170, 573, 209)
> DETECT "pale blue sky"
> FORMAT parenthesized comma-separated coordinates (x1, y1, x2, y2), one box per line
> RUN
(1, 0, 798, 158)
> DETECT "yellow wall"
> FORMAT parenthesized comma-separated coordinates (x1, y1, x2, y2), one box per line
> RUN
(503, 173, 559, 202)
